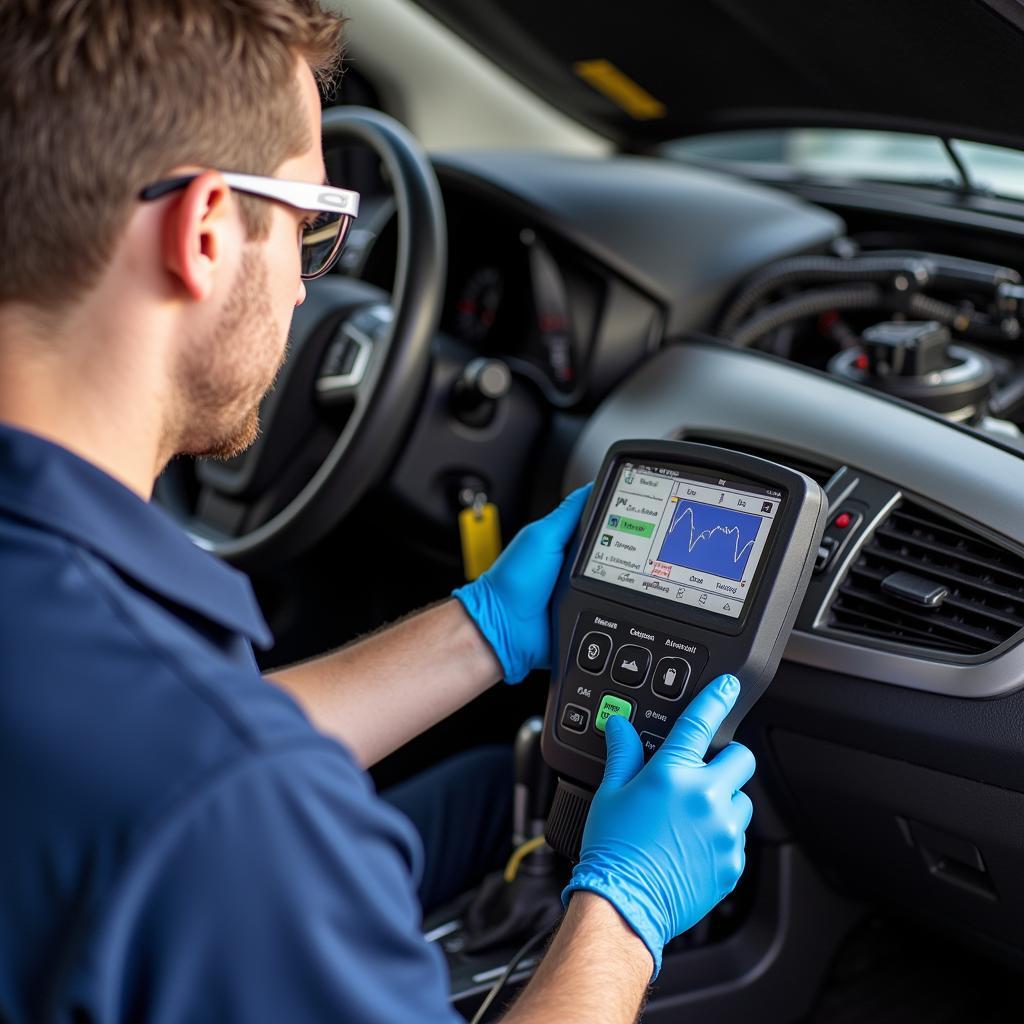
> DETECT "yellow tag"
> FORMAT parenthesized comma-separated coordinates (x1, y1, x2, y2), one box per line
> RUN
(572, 59, 667, 121)
(459, 502, 502, 580)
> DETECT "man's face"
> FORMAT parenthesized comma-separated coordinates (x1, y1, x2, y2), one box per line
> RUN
(173, 61, 325, 461)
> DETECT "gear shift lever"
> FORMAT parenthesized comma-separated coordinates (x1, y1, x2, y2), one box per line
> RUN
(461, 717, 563, 953)
(513, 717, 556, 850)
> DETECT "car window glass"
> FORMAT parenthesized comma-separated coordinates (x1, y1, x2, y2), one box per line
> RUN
(952, 139, 1024, 201)
(662, 127, 1024, 205)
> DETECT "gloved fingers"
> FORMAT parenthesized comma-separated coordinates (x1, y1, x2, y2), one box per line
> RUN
(600, 713, 644, 790)
(722, 847, 747, 896)
(732, 790, 754, 833)
(536, 482, 593, 549)
(708, 741, 756, 794)
(657, 674, 740, 766)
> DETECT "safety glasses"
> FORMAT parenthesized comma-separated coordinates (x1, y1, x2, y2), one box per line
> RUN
(139, 171, 361, 280)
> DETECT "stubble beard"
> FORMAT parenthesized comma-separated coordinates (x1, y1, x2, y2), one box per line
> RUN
(171, 247, 287, 462)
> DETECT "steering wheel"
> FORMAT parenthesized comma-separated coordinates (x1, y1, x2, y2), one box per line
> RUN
(156, 107, 446, 569)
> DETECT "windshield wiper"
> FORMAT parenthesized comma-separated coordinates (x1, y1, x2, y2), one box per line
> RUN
(940, 137, 986, 197)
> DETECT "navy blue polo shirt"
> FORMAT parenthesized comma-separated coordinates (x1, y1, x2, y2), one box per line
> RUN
(0, 422, 460, 1023)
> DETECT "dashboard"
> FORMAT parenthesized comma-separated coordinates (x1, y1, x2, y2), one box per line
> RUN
(346, 146, 1024, 967)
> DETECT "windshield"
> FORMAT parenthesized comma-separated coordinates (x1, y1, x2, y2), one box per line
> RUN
(662, 128, 1024, 202)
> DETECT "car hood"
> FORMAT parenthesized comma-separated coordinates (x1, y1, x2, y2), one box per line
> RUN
(416, 0, 1024, 150)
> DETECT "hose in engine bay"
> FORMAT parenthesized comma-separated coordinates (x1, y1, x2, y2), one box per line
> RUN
(717, 255, 934, 337)
(720, 254, 1023, 349)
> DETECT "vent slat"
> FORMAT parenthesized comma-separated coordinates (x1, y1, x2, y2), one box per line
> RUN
(836, 582, 1003, 645)
(891, 507, 1012, 560)
(830, 610, 968, 650)
(875, 522, 1024, 594)
(827, 613, 980, 655)
(849, 564, 1024, 631)
(858, 548, 1024, 616)
(830, 587, 983, 652)
(826, 499, 1024, 656)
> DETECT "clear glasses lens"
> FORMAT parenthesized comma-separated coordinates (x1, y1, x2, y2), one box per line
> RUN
(300, 212, 352, 279)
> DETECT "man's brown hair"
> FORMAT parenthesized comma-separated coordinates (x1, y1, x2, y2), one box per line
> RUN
(0, 0, 344, 309)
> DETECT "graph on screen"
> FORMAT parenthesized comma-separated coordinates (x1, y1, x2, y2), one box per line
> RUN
(657, 499, 762, 582)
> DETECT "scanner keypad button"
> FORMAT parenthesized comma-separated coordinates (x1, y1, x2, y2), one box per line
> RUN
(651, 657, 691, 700)
(561, 704, 590, 733)
(610, 644, 651, 687)
(577, 631, 613, 675)
(640, 731, 665, 757)
(595, 693, 634, 732)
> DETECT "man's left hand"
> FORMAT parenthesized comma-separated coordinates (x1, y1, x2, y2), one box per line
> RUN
(453, 483, 592, 683)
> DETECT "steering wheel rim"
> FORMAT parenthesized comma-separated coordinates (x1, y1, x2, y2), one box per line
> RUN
(157, 106, 446, 569)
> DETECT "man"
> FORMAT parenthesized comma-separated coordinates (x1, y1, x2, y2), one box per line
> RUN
(0, 2, 755, 1021)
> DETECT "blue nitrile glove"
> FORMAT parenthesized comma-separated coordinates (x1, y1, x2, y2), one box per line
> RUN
(453, 483, 592, 683)
(562, 674, 756, 979)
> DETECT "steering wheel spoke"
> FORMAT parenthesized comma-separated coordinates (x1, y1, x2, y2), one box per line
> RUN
(316, 304, 393, 403)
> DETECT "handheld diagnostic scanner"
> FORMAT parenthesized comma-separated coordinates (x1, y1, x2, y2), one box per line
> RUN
(542, 440, 827, 859)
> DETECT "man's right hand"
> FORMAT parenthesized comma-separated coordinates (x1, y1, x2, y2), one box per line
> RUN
(561, 674, 756, 978)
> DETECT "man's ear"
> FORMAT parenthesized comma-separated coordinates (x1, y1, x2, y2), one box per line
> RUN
(161, 170, 235, 301)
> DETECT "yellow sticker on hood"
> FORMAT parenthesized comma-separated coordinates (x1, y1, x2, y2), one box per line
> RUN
(573, 59, 667, 121)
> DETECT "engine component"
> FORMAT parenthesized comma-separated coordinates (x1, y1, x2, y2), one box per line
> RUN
(719, 250, 1022, 351)
(729, 284, 884, 349)
(828, 321, 994, 420)
(717, 255, 933, 338)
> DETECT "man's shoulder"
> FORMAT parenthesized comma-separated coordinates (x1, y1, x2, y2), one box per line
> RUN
(0, 510, 327, 857)
(0, 511, 306, 748)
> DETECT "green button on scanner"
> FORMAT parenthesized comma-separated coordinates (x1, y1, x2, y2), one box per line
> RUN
(595, 693, 634, 733)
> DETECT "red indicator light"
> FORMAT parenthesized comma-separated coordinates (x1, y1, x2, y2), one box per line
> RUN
(854, 353, 869, 371)
(834, 512, 853, 529)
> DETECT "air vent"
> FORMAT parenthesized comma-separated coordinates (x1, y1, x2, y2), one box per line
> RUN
(827, 501, 1024, 656)
(682, 436, 835, 488)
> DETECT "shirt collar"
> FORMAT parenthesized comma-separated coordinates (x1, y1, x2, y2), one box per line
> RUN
(0, 422, 273, 649)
